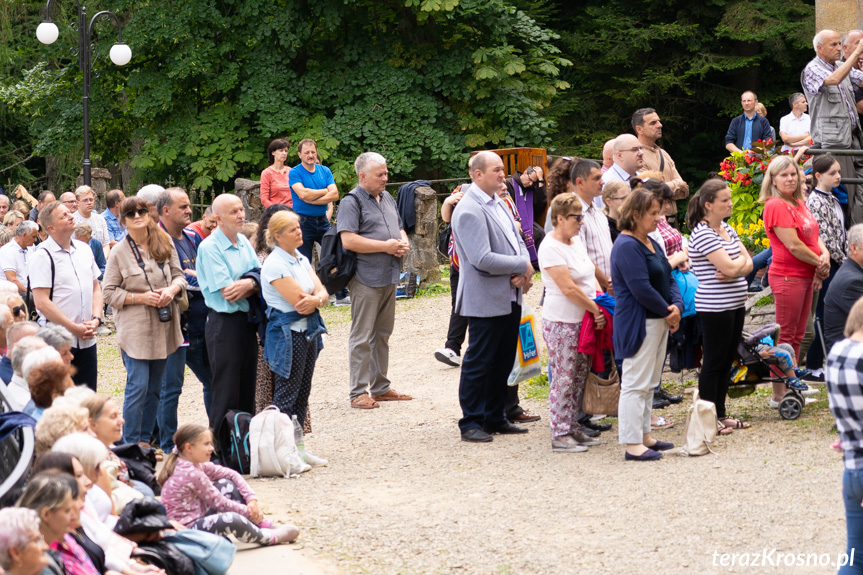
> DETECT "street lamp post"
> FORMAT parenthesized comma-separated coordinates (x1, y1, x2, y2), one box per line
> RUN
(36, 0, 131, 187)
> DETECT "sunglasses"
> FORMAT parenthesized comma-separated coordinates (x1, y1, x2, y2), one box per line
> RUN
(565, 213, 584, 222)
(123, 208, 149, 219)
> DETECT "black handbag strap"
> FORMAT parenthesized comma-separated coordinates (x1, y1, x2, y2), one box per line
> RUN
(126, 236, 168, 293)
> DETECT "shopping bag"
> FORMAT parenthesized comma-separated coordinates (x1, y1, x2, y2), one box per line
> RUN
(507, 303, 541, 386)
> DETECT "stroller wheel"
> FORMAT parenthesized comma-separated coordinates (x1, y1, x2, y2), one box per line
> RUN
(779, 393, 803, 420)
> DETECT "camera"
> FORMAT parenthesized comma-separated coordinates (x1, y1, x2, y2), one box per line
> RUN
(157, 305, 172, 323)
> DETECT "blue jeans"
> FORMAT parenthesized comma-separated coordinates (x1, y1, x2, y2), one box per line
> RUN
(745, 247, 772, 286)
(121, 352, 167, 445)
(145, 335, 213, 450)
(297, 214, 330, 262)
(840, 467, 863, 574)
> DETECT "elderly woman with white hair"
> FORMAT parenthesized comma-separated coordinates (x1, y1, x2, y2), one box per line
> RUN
(36, 325, 75, 366)
(0, 507, 51, 575)
(3, 335, 49, 410)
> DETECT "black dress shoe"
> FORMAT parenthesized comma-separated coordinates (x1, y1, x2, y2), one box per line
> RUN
(656, 389, 683, 404)
(578, 426, 600, 438)
(484, 421, 529, 435)
(461, 429, 493, 443)
(582, 419, 612, 432)
(652, 396, 671, 409)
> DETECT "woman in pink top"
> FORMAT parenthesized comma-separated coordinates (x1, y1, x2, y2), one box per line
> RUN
(158, 424, 298, 546)
(260, 139, 293, 208)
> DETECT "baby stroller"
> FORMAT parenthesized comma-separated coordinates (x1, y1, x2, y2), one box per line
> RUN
(729, 323, 807, 420)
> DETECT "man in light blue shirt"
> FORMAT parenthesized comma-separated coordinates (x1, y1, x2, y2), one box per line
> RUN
(197, 193, 260, 433)
(102, 189, 126, 243)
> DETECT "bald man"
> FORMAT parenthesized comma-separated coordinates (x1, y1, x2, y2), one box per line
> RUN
(600, 134, 645, 210)
(804, 30, 863, 224)
(601, 138, 616, 173)
(452, 151, 533, 443)
(196, 194, 260, 435)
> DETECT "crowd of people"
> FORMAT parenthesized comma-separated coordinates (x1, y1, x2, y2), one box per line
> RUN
(1, 24, 863, 574)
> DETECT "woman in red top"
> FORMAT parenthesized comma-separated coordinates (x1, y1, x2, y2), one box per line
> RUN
(760, 155, 829, 366)
(260, 138, 292, 208)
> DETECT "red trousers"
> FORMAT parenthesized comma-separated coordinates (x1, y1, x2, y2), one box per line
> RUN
(769, 272, 814, 361)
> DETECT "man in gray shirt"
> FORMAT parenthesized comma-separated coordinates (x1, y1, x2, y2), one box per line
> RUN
(337, 152, 413, 409)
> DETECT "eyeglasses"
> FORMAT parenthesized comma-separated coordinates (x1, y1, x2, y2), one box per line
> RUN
(623, 146, 645, 153)
(609, 196, 628, 201)
(123, 208, 149, 219)
(565, 213, 584, 222)
(11, 304, 25, 317)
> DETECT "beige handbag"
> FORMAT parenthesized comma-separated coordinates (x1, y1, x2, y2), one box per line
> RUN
(681, 389, 718, 456)
(582, 358, 620, 416)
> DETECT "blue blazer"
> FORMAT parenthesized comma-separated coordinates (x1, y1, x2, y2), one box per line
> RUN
(611, 235, 684, 359)
(451, 184, 530, 318)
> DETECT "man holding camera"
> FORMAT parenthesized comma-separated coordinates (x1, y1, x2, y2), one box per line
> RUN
(197, 194, 260, 433)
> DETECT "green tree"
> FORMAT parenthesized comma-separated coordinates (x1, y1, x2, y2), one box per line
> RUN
(2, 0, 570, 193)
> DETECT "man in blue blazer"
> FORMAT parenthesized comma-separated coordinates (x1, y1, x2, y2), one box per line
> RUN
(451, 151, 534, 442)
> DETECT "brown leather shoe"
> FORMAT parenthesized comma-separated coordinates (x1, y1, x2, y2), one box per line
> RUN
(371, 389, 413, 401)
(510, 411, 541, 423)
(350, 394, 379, 409)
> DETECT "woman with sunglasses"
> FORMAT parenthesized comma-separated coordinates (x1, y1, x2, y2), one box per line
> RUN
(538, 194, 607, 453)
(102, 198, 186, 447)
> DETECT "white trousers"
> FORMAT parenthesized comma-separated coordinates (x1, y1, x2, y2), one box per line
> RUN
(618, 318, 669, 445)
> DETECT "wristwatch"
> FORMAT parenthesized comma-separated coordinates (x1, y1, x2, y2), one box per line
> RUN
(95, 317, 104, 327)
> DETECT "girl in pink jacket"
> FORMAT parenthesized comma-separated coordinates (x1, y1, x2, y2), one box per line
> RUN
(158, 424, 297, 545)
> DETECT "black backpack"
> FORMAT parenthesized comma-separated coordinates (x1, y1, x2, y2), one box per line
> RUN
(217, 410, 252, 475)
(316, 194, 361, 294)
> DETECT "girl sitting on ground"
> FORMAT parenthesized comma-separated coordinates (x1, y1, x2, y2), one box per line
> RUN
(158, 424, 298, 546)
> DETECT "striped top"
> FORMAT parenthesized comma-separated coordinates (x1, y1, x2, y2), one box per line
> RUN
(688, 221, 748, 313)
(827, 338, 863, 470)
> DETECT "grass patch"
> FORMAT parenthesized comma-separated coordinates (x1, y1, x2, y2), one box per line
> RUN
(415, 282, 450, 297)
(522, 372, 549, 401)
(754, 294, 774, 307)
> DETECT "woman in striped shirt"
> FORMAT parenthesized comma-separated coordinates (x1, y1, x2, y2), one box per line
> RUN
(687, 179, 753, 433)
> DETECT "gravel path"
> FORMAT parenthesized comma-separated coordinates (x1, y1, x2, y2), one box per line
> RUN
(100, 282, 848, 575)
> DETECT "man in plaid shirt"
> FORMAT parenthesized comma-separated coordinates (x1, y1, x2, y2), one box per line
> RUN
(825, 299, 863, 572)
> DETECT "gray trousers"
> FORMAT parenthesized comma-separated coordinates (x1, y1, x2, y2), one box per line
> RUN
(618, 318, 669, 444)
(348, 279, 396, 400)
(841, 131, 863, 226)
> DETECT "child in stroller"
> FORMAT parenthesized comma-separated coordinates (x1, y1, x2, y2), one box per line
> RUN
(731, 323, 817, 420)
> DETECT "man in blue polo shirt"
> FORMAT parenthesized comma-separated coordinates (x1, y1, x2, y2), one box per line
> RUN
(289, 139, 340, 261)
(197, 193, 260, 433)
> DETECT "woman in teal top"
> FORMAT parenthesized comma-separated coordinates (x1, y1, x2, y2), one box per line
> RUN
(261, 211, 328, 429)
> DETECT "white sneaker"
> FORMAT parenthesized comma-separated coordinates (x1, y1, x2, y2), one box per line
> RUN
(302, 451, 328, 467)
(769, 399, 780, 409)
(801, 387, 819, 396)
(434, 348, 461, 367)
(334, 296, 351, 306)
(96, 326, 111, 336)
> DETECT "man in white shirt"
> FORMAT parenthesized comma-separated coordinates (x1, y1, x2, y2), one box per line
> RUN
(3, 335, 46, 411)
(0, 221, 38, 295)
(573, 159, 614, 294)
(72, 186, 111, 257)
(778, 93, 811, 153)
(0, 320, 37, 385)
(600, 134, 644, 209)
(31, 201, 103, 390)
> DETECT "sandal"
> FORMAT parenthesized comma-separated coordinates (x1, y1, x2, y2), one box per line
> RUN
(350, 394, 380, 409)
(719, 417, 750, 430)
(717, 421, 734, 435)
(651, 416, 675, 430)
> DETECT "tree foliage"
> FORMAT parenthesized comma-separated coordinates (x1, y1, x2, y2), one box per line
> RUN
(2, 0, 569, 192)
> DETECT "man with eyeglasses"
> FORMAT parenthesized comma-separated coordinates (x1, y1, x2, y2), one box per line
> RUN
(632, 108, 689, 200)
(72, 186, 111, 257)
(600, 134, 645, 207)
(724, 91, 772, 154)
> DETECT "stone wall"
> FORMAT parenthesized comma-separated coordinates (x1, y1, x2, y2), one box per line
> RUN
(402, 186, 441, 287)
(234, 178, 264, 222)
(816, 0, 862, 32)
